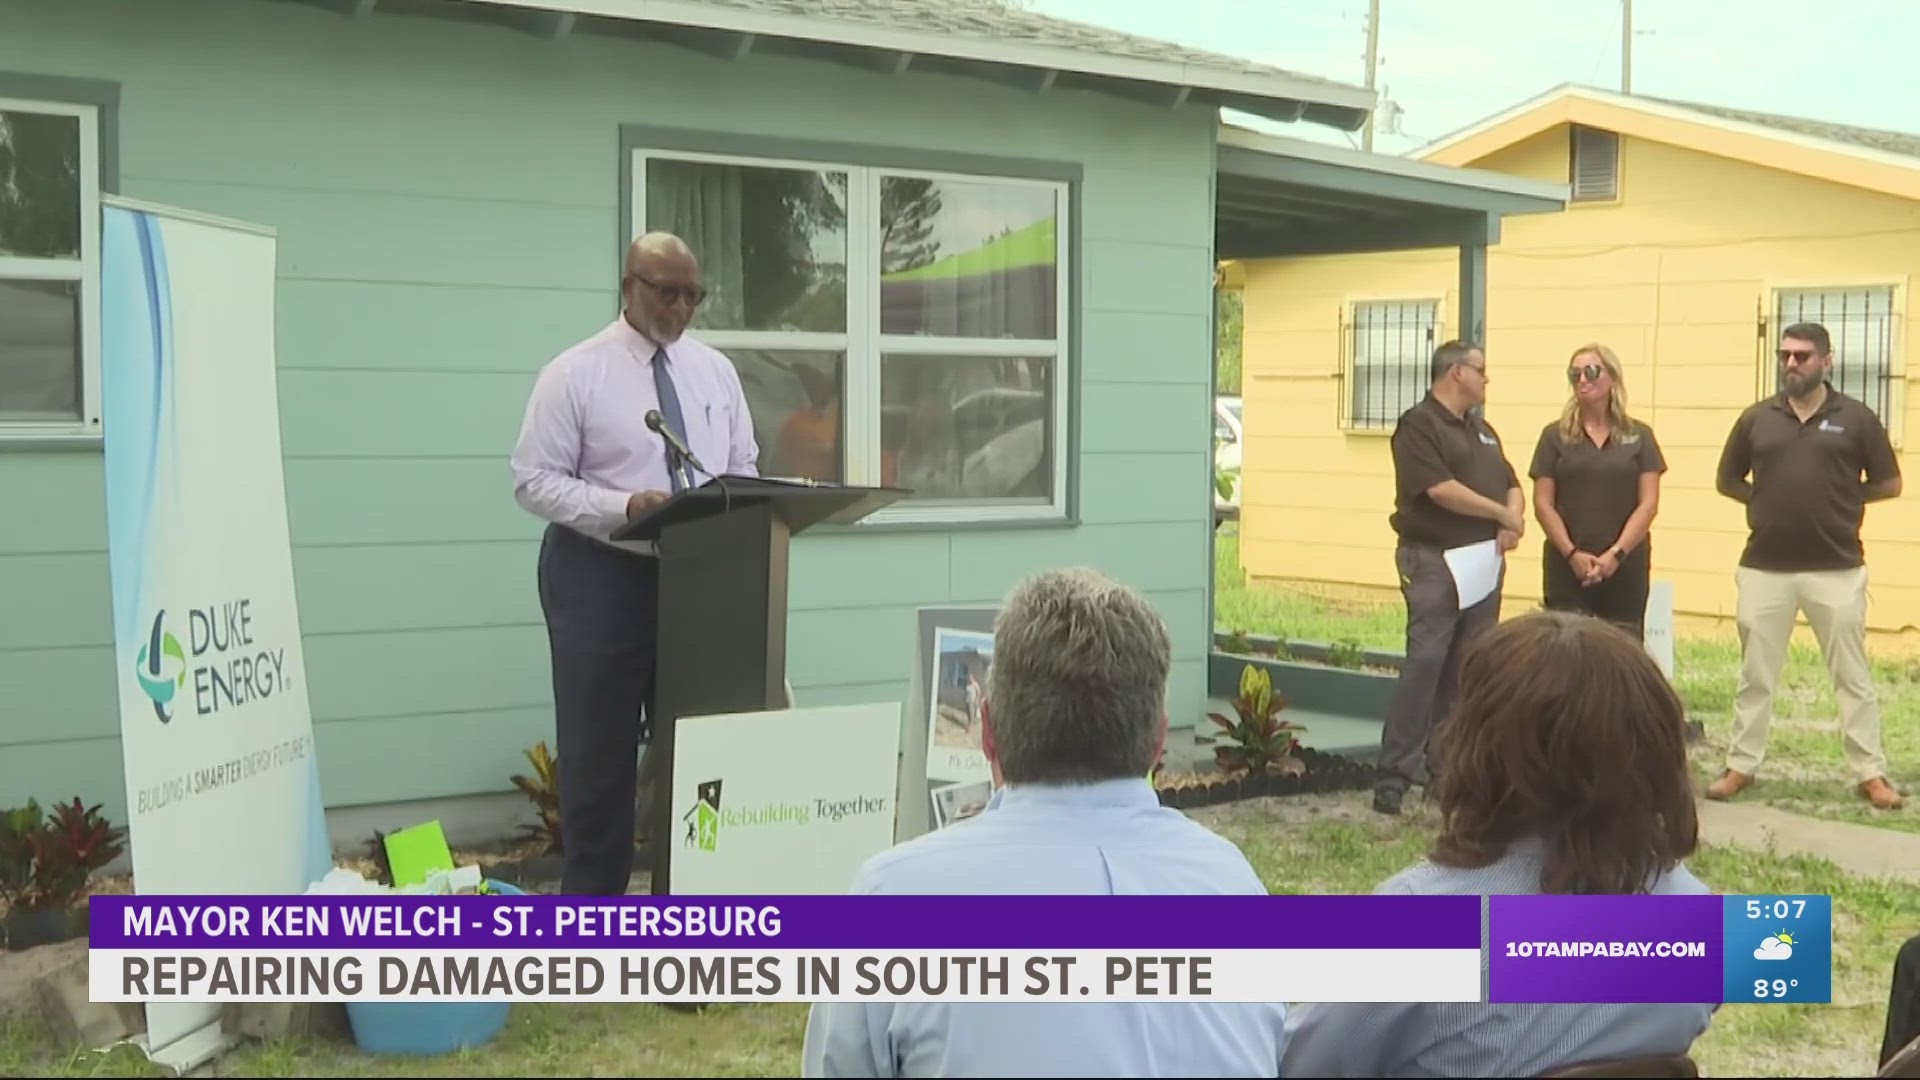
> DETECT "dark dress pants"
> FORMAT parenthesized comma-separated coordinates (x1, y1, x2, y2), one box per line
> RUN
(536, 523, 664, 896)
(1541, 542, 1651, 640)
(1376, 541, 1503, 796)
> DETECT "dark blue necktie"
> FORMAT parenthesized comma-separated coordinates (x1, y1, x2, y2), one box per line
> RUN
(651, 347, 690, 493)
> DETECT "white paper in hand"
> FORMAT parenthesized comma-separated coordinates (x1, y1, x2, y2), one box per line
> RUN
(1442, 538, 1502, 610)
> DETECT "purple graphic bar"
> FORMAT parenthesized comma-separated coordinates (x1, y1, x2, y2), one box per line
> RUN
(88, 895, 1480, 951)
(1489, 895, 1723, 1003)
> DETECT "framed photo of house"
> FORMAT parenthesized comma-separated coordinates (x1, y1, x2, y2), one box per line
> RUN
(901, 606, 997, 841)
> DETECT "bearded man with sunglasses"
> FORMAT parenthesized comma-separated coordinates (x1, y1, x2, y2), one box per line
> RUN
(1712, 321, 1903, 811)
(510, 232, 762, 894)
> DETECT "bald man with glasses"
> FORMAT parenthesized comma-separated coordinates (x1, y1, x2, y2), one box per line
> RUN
(511, 232, 762, 895)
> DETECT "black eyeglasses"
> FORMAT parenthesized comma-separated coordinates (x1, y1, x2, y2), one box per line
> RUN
(1777, 347, 1819, 363)
(1568, 363, 1605, 385)
(628, 273, 707, 307)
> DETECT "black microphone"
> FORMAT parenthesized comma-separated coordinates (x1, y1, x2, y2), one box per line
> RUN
(645, 409, 708, 480)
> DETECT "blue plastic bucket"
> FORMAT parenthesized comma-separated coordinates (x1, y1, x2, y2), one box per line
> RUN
(344, 879, 522, 1056)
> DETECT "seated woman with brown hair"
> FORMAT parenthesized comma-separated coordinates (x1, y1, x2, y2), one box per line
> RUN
(1281, 609, 1717, 1077)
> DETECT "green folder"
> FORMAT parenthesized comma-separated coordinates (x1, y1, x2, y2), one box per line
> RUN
(383, 820, 456, 888)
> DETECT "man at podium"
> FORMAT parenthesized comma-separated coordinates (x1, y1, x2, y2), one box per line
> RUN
(509, 231, 761, 895)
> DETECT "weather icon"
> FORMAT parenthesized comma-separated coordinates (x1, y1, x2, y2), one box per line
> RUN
(1754, 931, 1796, 961)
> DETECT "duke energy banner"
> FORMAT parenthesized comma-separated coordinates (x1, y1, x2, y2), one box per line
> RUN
(99, 197, 332, 1065)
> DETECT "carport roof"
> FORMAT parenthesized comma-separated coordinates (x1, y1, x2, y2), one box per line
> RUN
(1215, 124, 1569, 260)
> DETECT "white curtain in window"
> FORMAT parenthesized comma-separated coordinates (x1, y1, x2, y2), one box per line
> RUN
(647, 165, 747, 329)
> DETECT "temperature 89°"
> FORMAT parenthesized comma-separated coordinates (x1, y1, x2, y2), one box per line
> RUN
(1745, 899, 1807, 920)
(1754, 978, 1801, 999)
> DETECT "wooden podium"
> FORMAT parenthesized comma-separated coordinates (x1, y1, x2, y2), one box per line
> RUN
(611, 475, 907, 893)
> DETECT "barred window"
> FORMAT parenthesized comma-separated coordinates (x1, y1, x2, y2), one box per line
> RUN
(1347, 299, 1438, 430)
(1772, 286, 1896, 421)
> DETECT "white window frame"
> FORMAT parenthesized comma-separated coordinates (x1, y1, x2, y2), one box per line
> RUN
(631, 147, 1071, 526)
(0, 94, 102, 442)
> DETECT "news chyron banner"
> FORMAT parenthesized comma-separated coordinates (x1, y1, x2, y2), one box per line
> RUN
(86, 894, 1830, 1006)
(89, 896, 1482, 1004)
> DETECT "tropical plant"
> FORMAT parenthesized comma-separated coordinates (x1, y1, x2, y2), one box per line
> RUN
(1325, 638, 1367, 671)
(0, 797, 127, 912)
(0, 802, 41, 907)
(1207, 665, 1307, 776)
(510, 742, 564, 854)
(1214, 461, 1238, 504)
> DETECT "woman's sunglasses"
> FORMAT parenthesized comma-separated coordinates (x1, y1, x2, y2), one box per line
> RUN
(1568, 363, 1606, 385)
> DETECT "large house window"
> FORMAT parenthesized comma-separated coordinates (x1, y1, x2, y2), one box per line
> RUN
(634, 150, 1068, 523)
(0, 95, 100, 440)
(1344, 299, 1438, 431)
(1772, 285, 1899, 429)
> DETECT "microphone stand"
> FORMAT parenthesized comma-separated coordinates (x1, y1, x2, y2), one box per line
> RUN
(662, 440, 695, 493)
(659, 432, 730, 511)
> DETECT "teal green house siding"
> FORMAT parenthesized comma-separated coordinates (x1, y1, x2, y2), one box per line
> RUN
(0, 0, 1217, 825)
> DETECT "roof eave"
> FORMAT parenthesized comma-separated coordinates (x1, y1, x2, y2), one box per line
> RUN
(1415, 85, 1920, 195)
(1218, 124, 1569, 214)
(444, 0, 1377, 125)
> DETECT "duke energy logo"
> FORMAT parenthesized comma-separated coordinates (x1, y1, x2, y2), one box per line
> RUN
(133, 600, 292, 724)
(135, 611, 188, 723)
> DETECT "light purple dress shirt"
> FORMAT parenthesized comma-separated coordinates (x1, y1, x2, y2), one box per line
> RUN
(510, 316, 760, 553)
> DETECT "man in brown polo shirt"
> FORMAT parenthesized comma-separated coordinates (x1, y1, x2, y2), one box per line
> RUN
(1711, 321, 1904, 811)
(1374, 339, 1525, 816)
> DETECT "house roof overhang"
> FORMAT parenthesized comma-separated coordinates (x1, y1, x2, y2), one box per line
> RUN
(272, 0, 1376, 130)
(1214, 125, 1569, 260)
(1414, 84, 1920, 203)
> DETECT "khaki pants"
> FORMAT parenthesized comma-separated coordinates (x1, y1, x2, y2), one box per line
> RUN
(1729, 565, 1888, 782)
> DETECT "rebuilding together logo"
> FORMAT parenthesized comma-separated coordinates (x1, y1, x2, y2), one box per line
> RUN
(133, 601, 292, 724)
(680, 778, 891, 852)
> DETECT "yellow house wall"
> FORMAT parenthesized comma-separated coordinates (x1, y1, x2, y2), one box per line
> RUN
(1239, 124, 1920, 638)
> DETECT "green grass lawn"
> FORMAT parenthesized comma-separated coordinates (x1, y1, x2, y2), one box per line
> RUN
(7, 792, 1908, 1077)
(1214, 528, 1920, 835)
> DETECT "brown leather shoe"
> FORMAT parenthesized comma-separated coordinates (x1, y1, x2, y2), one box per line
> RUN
(1861, 777, 1905, 810)
(1705, 770, 1753, 801)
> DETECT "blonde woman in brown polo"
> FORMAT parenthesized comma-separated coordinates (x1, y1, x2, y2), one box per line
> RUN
(1528, 344, 1666, 638)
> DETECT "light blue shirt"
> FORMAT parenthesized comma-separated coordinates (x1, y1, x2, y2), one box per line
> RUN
(1281, 838, 1718, 1078)
(801, 778, 1289, 1079)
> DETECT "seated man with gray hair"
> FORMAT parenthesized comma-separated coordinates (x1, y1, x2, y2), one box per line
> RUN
(802, 567, 1287, 1078)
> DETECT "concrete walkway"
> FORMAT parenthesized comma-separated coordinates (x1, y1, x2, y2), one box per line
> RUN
(1696, 798, 1920, 883)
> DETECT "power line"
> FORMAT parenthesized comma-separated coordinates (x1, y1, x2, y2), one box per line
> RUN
(1589, 1, 1620, 85)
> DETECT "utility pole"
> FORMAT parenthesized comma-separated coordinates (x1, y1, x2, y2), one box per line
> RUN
(1362, 0, 1381, 150)
(1621, 0, 1632, 93)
